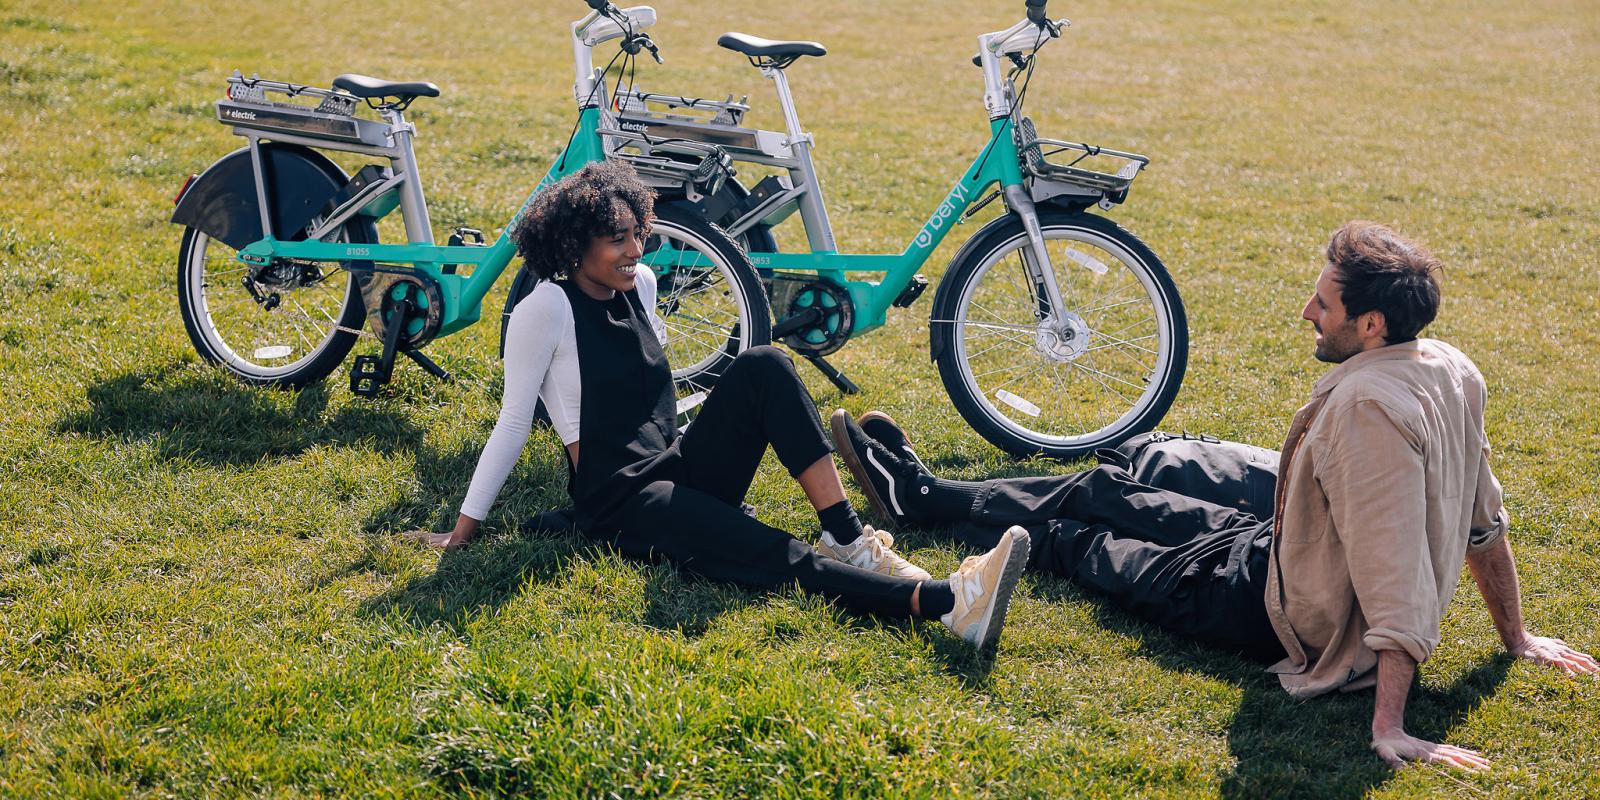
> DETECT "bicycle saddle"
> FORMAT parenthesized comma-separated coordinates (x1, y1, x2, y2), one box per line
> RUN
(332, 73, 441, 101)
(717, 32, 827, 61)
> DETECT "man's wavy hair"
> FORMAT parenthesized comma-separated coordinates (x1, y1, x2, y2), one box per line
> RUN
(512, 160, 654, 285)
(1326, 221, 1443, 344)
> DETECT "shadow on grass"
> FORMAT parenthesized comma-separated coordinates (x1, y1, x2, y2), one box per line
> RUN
(361, 527, 780, 641)
(55, 363, 423, 464)
(361, 531, 584, 628)
(1028, 576, 1511, 799)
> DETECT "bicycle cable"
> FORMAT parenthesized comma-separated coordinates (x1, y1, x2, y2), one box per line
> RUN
(969, 24, 1049, 180)
(556, 16, 635, 172)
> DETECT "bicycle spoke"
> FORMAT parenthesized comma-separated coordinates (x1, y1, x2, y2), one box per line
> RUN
(1097, 315, 1157, 342)
(965, 334, 1032, 362)
(960, 325, 1034, 349)
(1087, 331, 1158, 357)
(288, 296, 330, 341)
(1078, 295, 1148, 316)
(663, 316, 738, 340)
(1067, 359, 1145, 396)
(1076, 277, 1140, 316)
(987, 358, 1056, 396)
(973, 356, 1044, 381)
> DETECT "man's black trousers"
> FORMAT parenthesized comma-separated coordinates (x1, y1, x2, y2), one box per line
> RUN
(602, 347, 919, 617)
(949, 459, 1284, 661)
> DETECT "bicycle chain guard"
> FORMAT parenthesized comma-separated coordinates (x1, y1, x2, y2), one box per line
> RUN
(355, 268, 443, 350)
(771, 275, 853, 356)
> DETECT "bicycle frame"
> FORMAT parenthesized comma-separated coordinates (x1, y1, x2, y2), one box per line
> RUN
(233, 108, 604, 338)
(744, 117, 1025, 336)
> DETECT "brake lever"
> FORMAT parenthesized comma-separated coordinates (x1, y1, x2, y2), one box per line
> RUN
(640, 34, 663, 64)
(620, 33, 663, 63)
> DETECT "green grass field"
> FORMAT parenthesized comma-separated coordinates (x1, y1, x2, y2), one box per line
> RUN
(3, 0, 1597, 796)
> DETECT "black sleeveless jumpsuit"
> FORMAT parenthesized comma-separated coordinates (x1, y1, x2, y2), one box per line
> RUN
(557, 280, 917, 617)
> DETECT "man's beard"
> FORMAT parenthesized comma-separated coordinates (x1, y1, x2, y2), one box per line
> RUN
(1314, 321, 1363, 363)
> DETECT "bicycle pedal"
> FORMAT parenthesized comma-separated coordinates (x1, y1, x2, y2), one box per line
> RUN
(892, 274, 929, 308)
(349, 354, 391, 398)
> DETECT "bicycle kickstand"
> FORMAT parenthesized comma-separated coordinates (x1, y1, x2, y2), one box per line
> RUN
(402, 348, 451, 383)
(803, 354, 859, 395)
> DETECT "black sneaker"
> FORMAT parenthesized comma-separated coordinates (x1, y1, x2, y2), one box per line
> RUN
(830, 409, 925, 527)
(858, 411, 932, 475)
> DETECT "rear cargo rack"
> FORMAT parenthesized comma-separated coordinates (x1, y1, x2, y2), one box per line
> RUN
(216, 71, 390, 147)
(599, 127, 733, 197)
(615, 86, 750, 126)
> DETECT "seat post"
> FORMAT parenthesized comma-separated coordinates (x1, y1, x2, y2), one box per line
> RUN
(762, 66, 837, 253)
(381, 107, 435, 244)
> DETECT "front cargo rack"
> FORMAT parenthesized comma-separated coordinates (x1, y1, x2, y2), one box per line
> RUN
(216, 71, 390, 147)
(1014, 116, 1148, 195)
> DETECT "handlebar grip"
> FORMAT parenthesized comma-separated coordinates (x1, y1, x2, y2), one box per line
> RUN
(585, 0, 610, 9)
(1025, 0, 1047, 25)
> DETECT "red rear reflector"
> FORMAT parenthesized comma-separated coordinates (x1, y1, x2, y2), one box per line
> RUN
(174, 174, 198, 205)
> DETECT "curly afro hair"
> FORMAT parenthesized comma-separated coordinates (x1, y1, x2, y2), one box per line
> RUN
(512, 160, 655, 284)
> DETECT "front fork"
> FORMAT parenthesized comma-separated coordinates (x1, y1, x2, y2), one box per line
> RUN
(1002, 184, 1068, 320)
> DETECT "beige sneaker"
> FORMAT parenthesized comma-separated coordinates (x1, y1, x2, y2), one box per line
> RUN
(817, 525, 932, 582)
(942, 525, 1032, 650)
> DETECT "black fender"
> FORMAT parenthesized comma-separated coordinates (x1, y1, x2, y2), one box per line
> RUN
(171, 143, 350, 250)
(659, 179, 779, 254)
(927, 199, 1100, 363)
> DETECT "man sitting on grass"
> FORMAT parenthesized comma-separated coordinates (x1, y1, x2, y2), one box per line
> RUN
(831, 220, 1597, 769)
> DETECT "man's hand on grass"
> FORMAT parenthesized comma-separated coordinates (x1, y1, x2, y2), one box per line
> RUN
(1371, 729, 1490, 771)
(1509, 634, 1599, 676)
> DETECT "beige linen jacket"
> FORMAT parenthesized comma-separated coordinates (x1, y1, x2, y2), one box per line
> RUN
(1264, 339, 1509, 698)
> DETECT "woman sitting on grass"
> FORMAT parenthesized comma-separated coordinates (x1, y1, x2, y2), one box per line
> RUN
(405, 161, 1029, 650)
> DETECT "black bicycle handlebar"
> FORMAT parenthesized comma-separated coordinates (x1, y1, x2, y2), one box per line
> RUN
(1025, 0, 1048, 25)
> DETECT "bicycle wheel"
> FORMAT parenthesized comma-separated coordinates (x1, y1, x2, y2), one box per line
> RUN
(932, 210, 1187, 459)
(177, 218, 376, 388)
(645, 203, 772, 392)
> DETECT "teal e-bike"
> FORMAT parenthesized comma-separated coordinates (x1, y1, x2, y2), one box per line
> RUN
(614, 0, 1187, 457)
(172, 0, 770, 399)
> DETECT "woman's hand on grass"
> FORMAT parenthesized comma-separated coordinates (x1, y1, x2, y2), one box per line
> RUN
(400, 529, 465, 551)
(1510, 635, 1600, 676)
(401, 514, 481, 552)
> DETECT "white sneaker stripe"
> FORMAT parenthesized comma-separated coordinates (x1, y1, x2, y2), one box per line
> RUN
(865, 447, 904, 518)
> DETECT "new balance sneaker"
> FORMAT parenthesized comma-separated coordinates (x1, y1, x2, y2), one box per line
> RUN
(857, 411, 932, 475)
(817, 525, 932, 582)
(942, 525, 1031, 650)
(830, 409, 926, 526)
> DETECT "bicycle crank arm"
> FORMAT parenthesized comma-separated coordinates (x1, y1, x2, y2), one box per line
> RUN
(772, 305, 824, 339)
(1003, 184, 1067, 318)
